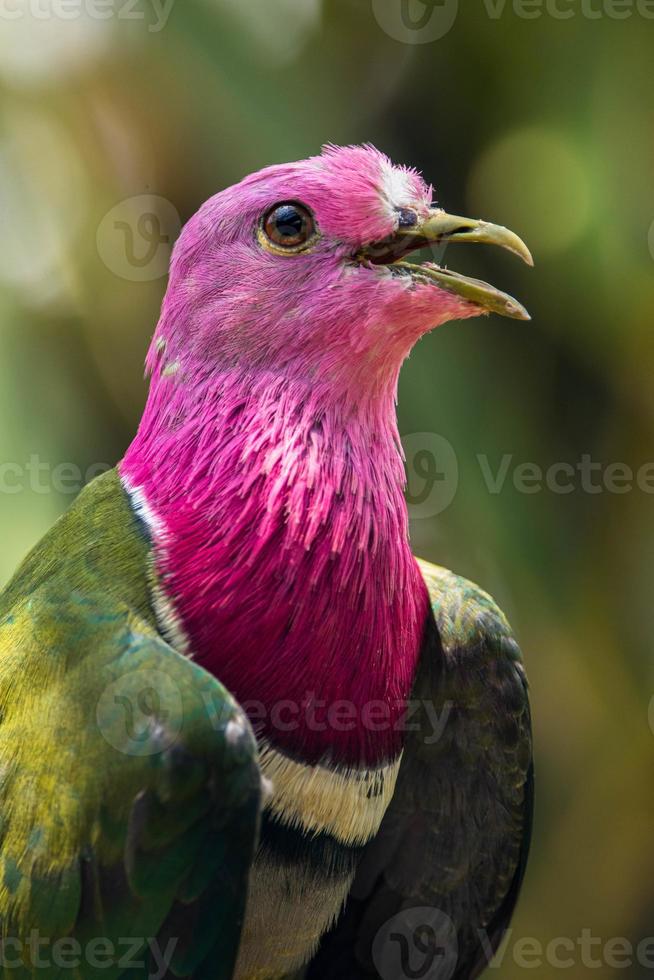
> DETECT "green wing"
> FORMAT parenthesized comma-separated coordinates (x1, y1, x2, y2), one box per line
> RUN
(307, 559, 533, 980)
(0, 473, 262, 979)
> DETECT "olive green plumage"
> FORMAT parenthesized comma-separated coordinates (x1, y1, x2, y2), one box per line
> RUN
(0, 469, 532, 979)
(0, 471, 262, 979)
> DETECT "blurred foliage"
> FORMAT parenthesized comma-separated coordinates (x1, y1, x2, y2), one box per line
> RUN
(0, 0, 653, 975)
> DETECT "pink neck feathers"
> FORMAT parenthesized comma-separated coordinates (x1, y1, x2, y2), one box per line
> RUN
(121, 366, 428, 767)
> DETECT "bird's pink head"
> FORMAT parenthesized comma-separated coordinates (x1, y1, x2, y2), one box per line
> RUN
(147, 144, 530, 402)
(122, 146, 531, 765)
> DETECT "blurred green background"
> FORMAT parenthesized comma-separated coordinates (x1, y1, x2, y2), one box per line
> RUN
(0, 0, 653, 975)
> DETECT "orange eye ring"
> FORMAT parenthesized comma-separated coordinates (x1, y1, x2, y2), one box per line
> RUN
(261, 202, 317, 252)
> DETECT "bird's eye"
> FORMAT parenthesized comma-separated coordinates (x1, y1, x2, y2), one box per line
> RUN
(262, 202, 316, 250)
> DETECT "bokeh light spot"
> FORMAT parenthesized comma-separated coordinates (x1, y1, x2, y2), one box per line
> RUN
(0, 109, 88, 301)
(0, 2, 111, 86)
(467, 127, 592, 257)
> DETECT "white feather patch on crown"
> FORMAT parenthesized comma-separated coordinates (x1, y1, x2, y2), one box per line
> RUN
(379, 158, 417, 218)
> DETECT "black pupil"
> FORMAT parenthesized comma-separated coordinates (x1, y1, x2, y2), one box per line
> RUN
(272, 206, 305, 241)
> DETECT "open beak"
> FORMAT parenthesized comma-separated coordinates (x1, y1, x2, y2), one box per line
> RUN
(358, 210, 533, 321)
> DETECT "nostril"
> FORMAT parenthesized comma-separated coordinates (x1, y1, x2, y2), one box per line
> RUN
(397, 208, 418, 228)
